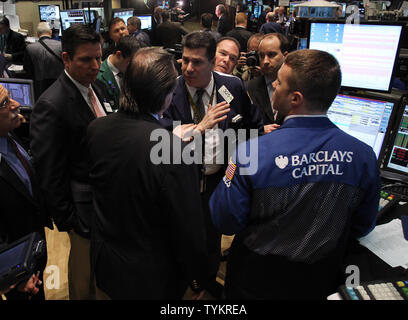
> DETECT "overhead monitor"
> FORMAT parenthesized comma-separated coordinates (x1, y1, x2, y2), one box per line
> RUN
(158, 0, 170, 9)
(39, 5, 60, 22)
(253, 5, 262, 19)
(135, 14, 153, 30)
(60, 9, 86, 31)
(308, 21, 403, 93)
(84, 10, 96, 24)
(381, 96, 408, 181)
(0, 78, 35, 110)
(327, 93, 396, 160)
(112, 9, 134, 26)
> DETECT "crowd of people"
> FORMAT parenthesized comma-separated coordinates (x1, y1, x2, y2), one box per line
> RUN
(0, 4, 380, 301)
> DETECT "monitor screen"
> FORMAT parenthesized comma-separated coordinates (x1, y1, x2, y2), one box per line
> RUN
(84, 10, 96, 24)
(383, 101, 408, 177)
(327, 94, 395, 159)
(0, 79, 35, 108)
(158, 0, 170, 9)
(253, 5, 262, 19)
(39, 5, 60, 22)
(0, 241, 28, 275)
(308, 22, 403, 92)
(136, 15, 152, 30)
(113, 9, 134, 26)
(60, 9, 86, 31)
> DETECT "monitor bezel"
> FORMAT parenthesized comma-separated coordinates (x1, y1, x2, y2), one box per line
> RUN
(0, 78, 35, 109)
(38, 4, 61, 22)
(60, 9, 86, 32)
(330, 90, 400, 165)
(307, 19, 404, 94)
(380, 94, 408, 182)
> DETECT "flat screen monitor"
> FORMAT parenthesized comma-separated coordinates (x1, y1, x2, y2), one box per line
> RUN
(253, 5, 262, 19)
(84, 10, 96, 24)
(308, 21, 403, 93)
(327, 93, 396, 160)
(381, 96, 408, 180)
(158, 0, 170, 9)
(60, 9, 86, 31)
(136, 14, 153, 30)
(0, 78, 35, 109)
(39, 5, 60, 22)
(113, 9, 134, 26)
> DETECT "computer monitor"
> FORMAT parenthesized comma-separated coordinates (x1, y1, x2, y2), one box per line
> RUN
(308, 21, 403, 93)
(84, 10, 96, 24)
(158, 0, 170, 9)
(0, 78, 35, 110)
(327, 93, 396, 160)
(112, 9, 134, 26)
(253, 5, 262, 19)
(39, 5, 60, 22)
(135, 14, 153, 30)
(381, 96, 408, 181)
(60, 9, 86, 31)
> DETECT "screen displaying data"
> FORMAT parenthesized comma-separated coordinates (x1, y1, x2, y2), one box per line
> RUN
(136, 15, 152, 30)
(309, 22, 402, 92)
(113, 10, 134, 26)
(0, 81, 33, 107)
(60, 10, 86, 31)
(327, 94, 395, 158)
(39, 5, 60, 21)
(385, 104, 408, 174)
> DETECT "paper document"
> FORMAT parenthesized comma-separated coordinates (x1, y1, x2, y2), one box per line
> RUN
(358, 219, 408, 269)
(7, 64, 24, 72)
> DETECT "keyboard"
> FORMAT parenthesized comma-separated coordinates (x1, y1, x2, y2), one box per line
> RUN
(338, 280, 408, 300)
(377, 191, 400, 220)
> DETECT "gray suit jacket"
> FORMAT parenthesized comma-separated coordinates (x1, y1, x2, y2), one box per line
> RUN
(24, 37, 63, 81)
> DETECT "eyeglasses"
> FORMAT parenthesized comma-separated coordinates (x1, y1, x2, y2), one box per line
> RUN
(0, 97, 11, 110)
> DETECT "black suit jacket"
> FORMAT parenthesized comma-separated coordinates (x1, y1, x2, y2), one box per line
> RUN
(87, 111, 208, 299)
(226, 27, 253, 52)
(217, 14, 232, 36)
(155, 21, 187, 49)
(0, 137, 52, 248)
(30, 72, 110, 238)
(246, 76, 284, 125)
(5, 30, 26, 63)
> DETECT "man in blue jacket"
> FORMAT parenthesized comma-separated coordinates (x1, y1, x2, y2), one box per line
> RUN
(210, 49, 380, 299)
(161, 31, 263, 298)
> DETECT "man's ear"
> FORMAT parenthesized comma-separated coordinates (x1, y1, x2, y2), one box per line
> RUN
(283, 51, 289, 57)
(61, 52, 70, 67)
(291, 90, 304, 106)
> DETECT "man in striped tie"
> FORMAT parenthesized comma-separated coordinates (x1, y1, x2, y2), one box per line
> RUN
(30, 24, 111, 300)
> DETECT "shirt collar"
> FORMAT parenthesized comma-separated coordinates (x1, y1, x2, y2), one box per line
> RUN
(64, 69, 91, 96)
(264, 76, 272, 87)
(185, 73, 214, 98)
(107, 55, 121, 76)
(284, 114, 328, 122)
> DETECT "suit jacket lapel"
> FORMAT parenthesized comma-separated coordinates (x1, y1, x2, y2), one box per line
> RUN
(257, 77, 274, 122)
(0, 158, 37, 206)
(99, 60, 120, 97)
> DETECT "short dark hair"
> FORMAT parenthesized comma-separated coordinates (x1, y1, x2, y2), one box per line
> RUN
(0, 16, 9, 28)
(261, 33, 290, 54)
(217, 36, 241, 53)
(162, 9, 170, 21)
(127, 16, 141, 29)
(62, 24, 101, 58)
(120, 47, 177, 114)
(284, 49, 341, 112)
(116, 35, 143, 59)
(201, 13, 213, 29)
(182, 31, 216, 61)
(109, 17, 126, 33)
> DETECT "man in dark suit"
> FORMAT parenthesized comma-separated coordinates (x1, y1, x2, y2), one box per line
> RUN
(24, 22, 64, 100)
(259, 12, 284, 35)
(161, 31, 263, 298)
(102, 17, 129, 61)
(0, 84, 52, 300)
(0, 16, 26, 63)
(97, 35, 141, 110)
(246, 33, 289, 134)
(226, 12, 253, 52)
(215, 4, 232, 36)
(30, 24, 111, 300)
(87, 47, 208, 300)
(155, 9, 188, 49)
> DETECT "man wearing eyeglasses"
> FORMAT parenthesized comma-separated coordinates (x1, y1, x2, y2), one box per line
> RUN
(0, 84, 52, 300)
